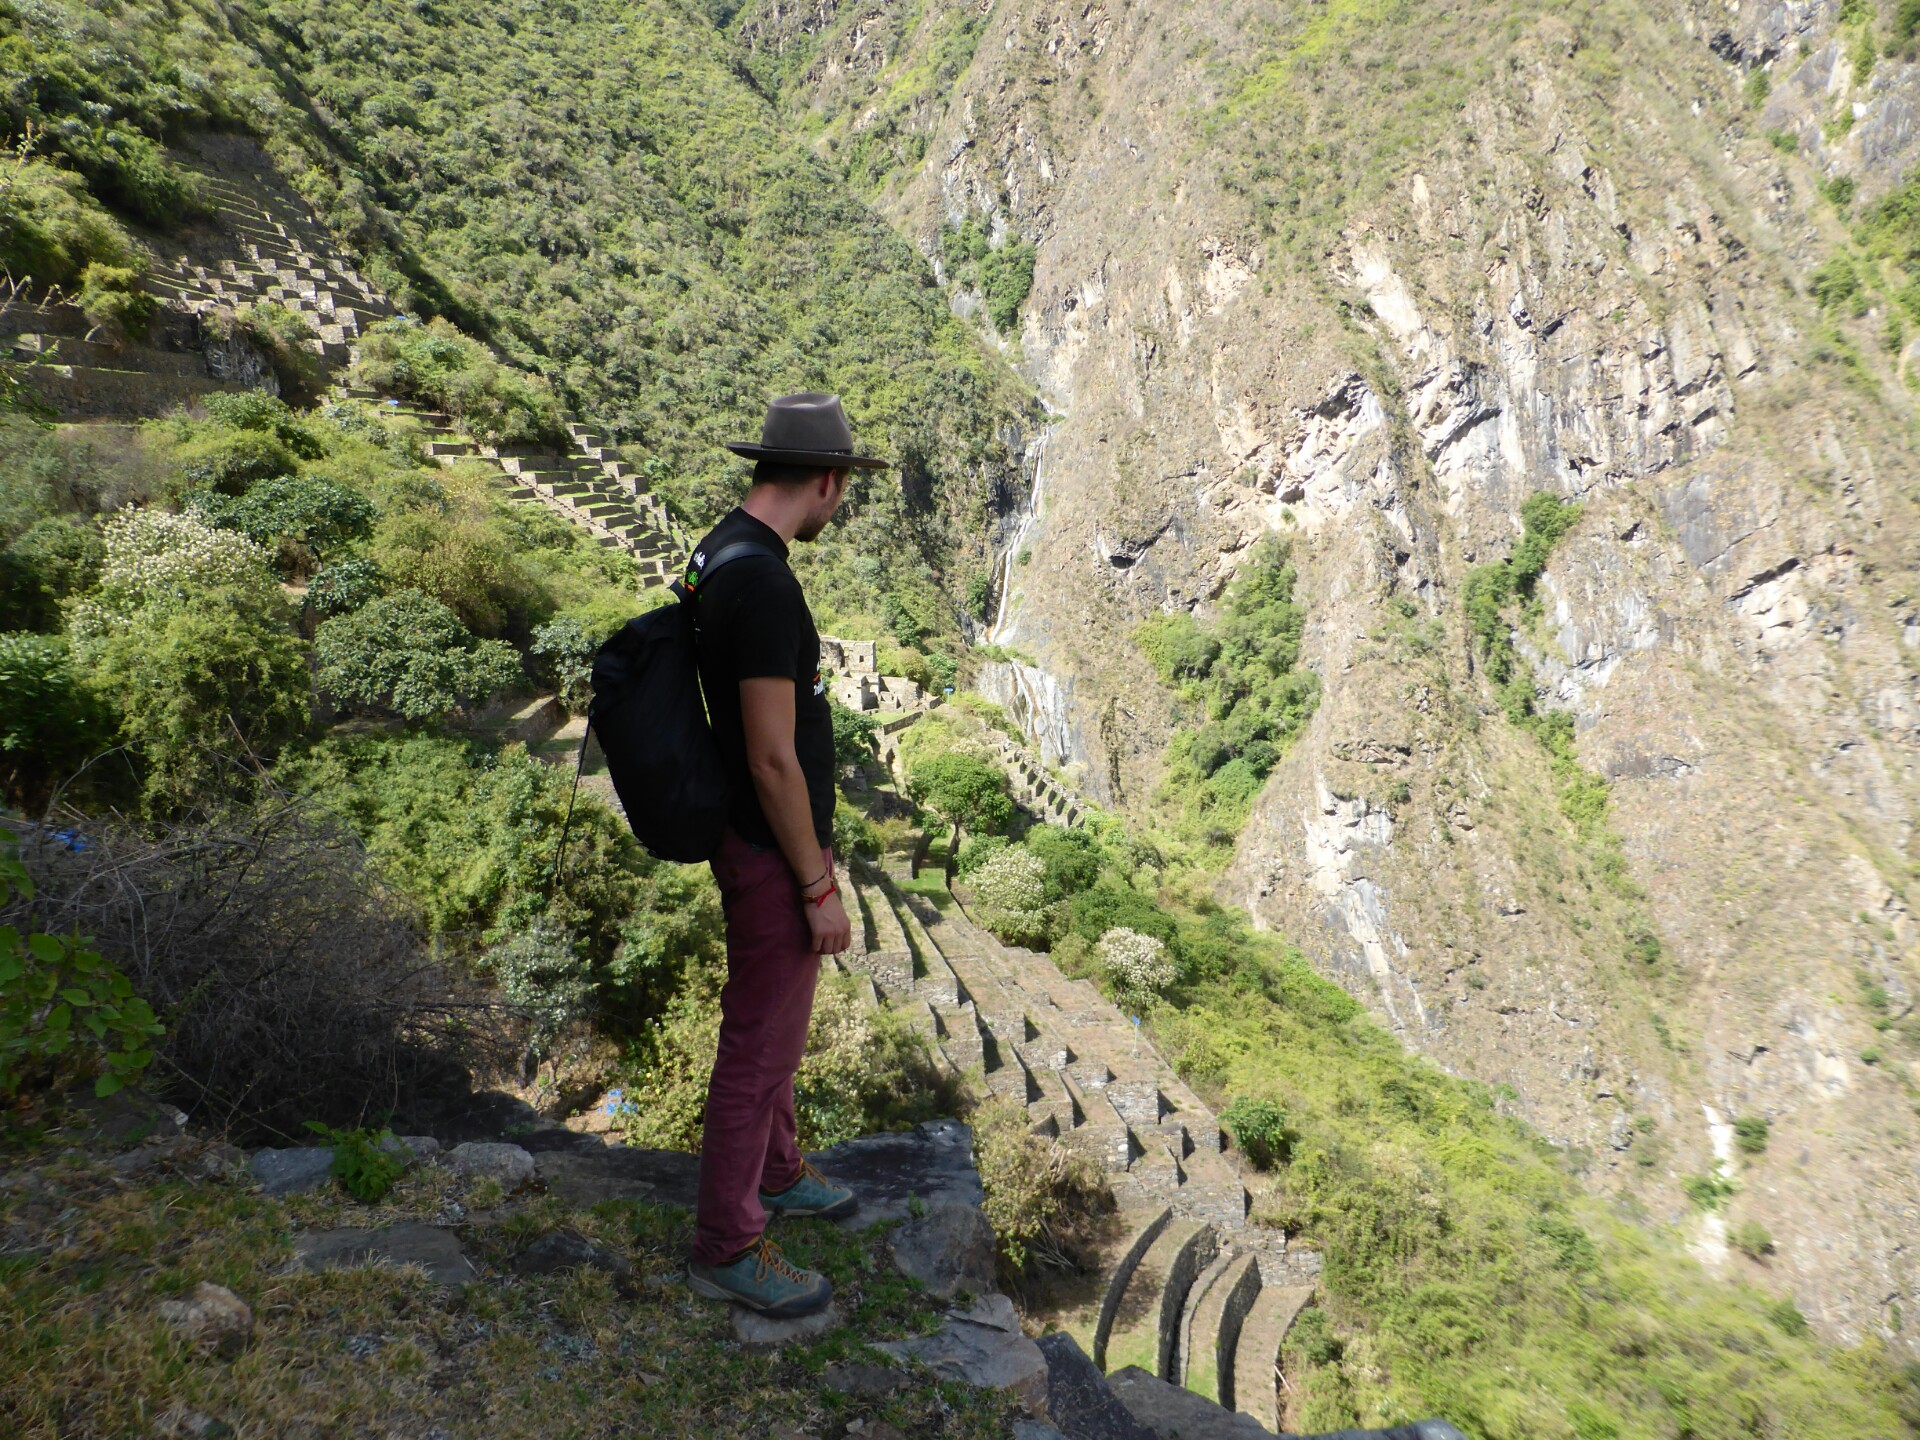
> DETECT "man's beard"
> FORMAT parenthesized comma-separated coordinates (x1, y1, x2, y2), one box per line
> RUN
(795, 513, 830, 542)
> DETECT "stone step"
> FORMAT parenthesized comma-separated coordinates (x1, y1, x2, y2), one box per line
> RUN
(1102, 1219, 1219, 1383)
(7, 335, 210, 379)
(1180, 1250, 1260, 1404)
(1077, 1206, 1172, 1369)
(1228, 1283, 1314, 1432)
(7, 360, 241, 417)
(0, 302, 97, 341)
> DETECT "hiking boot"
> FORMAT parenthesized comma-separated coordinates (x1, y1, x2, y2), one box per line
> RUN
(686, 1236, 832, 1317)
(759, 1160, 859, 1221)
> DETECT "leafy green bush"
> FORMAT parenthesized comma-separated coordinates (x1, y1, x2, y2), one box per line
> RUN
(529, 616, 604, 714)
(0, 850, 162, 1102)
(224, 304, 329, 403)
(1220, 1095, 1292, 1169)
(1683, 1172, 1737, 1211)
(1024, 824, 1100, 901)
(829, 698, 879, 766)
(304, 1121, 406, 1203)
(313, 590, 520, 722)
(189, 474, 375, 575)
(1731, 1221, 1775, 1258)
(353, 317, 565, 445)
(484, 919, 595, 1052)
(954, 832, 1011, 877)
(1734, 1114, 1770, 1155)
(906, 749, 1013, 843)
(305, 555, 384, 617)
(1140, 537, 1318, 840)
(76, 262, 154, 336)
(0, 632, 110, 811)
(938, 217, 1035, 333)
(161, 424, 298, 499)
(1810, 255, 1867, 315)
(0, 160, 140, 286)
(1, 515, 105, 631)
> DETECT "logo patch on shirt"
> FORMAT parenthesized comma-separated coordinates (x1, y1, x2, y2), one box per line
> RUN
(812, 671, 825, 696)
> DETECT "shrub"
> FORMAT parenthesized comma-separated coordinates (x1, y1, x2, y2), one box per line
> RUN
(906, 749, 1014, 842)
(530, 615, 604, 713)
(830, 698, 879, 765)
(0, 160, 139, 286)
(1066, 880, 1177, 948)
(483, 919, 595, 1054)
(1220, 1095, 1292, 1169)
(314, 590, 521, 722)
(1098, 926, 1174, 1005)
(1732, 1221, 1776, 1259)
(1684, 1172, 1737, 1211)
(1810, 255, 1866, 315)
(969, 846, 1050, 946)
(1768, 1298, 1809, 1337)
(1734, 1115, 1770, 1155)
(8, 803, 492, 1140)
(0, 632, 111, 812)
(1024, 824, 1100, 900)
(67, 507, 281, 642)
(1136, 611, 1219, 683)
(306, 555, 385, 617)
(163, 425, 298, 499)
(304, 1121, 406, 1203)
(353, 316, 565, 445)
(189, 474, 375, 575)
(0, 847, 162, 1103)
(76, 262, 153, 336)
(955, 832, 1011, 877)
(973, 1098, 1110, 1285)
(2, 514, 105, 630)
(234, 303, 328, 402)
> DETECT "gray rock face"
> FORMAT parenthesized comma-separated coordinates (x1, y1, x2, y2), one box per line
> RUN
(729, 1301, 841, 1348)
(156, 1282, 253, 1358)
(886, 1202, 997, 1298)
(534, 1146, 678, 1207)
(446, 1141, 535, 1188)
(249, 1147, 335, 1197)
(511, 1228, 632, 1287)
(814, 1119, 984, 1223)
(877, 1294, 1048, 1410)
(1032, 1332, 1157, 1440)
(293, 1222, 478, 1287)
(1109, 1364, 1277, 1439)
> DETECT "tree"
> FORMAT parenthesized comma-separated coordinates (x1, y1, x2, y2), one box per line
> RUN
(314, 590, 521, 723)
(83, 586, 312, 808)
(0, 632, 111, 811)
(905, 749, 1013, 849)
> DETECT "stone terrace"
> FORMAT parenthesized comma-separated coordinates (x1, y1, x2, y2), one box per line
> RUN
(830, 856, 1322, 1430)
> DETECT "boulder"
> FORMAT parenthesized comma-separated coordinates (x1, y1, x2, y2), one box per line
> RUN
(446, 1141, 535, 1188)
(511, 1227, 633, 1287)
(293, 1222, 479, 1287)
(810, 1118, 985, 1223)
(887, 1202, 997, 1298)
(1032, 1332, 1156, 1440)
(250, 1146, 335, 1197)
(534, 1147, 680, 1207)
(156, 1282, 253, 1359)
(877, 1293, 1047, 1410)
(730, 1301, 842, 1348)
(1108, 1365, 1276, 1439)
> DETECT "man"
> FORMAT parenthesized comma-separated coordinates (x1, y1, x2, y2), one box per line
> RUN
(682, 393, 889, 1318)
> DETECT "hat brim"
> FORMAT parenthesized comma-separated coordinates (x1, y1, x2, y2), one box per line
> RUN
(726, 442, 892, 470)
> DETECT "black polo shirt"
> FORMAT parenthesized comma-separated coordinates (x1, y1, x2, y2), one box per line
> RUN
(691, 508, 835, 849)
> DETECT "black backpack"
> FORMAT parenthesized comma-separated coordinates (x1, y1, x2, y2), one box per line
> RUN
(579, 540, 777, 864)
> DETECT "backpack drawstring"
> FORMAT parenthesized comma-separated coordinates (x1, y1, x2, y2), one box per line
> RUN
(548, 715, 590, 903)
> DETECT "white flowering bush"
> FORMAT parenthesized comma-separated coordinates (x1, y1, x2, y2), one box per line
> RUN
(1098, 926, 1174, 1004)
(67, 507, 276, 650)
(969, 846, 1051, 948)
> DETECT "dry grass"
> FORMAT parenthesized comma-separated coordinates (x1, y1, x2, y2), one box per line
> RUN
(0, 1124, 1013, 1440)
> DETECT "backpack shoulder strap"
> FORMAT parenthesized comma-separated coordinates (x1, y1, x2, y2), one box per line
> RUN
(682, 539, 779, 598)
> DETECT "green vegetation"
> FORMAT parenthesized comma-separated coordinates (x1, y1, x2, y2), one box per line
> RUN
(1220, 1095, 1293, 1169)
(1731, 1221, 1776, 1259)
(1136, 536, 1319, 844)
(303, 1122, 406, 1204)
(1734, 1114, 1770, 1155)
(0, 849, 161, 1102)
(0, 1136, 1012, 1439)
(938, 216, 1037, 334)
(352, 318, 565, 447)
(313, 590, 520, 723)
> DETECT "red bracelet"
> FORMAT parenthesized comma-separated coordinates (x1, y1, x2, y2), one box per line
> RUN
(805, 878, 839, 909)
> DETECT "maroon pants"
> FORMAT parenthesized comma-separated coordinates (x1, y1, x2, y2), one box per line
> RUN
(691, 829, 830, 1264)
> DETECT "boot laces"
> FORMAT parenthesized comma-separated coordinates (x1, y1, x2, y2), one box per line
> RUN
(751, 1236, 806, 1286)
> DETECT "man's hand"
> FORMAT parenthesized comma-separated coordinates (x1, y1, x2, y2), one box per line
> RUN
(805, 888, 852, 955)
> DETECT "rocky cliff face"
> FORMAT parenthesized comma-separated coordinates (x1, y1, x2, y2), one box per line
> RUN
(738, 0, 1920, 1350)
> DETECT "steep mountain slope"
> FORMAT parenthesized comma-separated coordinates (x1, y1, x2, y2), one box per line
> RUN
(736, 0, 1920, 1353)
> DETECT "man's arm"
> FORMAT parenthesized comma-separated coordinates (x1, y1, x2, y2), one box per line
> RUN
(740, 676, 851, 955)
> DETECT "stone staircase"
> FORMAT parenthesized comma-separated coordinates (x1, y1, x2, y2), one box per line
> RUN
(830, 856, 1322, 1431)
(987, 728, 1087, 828)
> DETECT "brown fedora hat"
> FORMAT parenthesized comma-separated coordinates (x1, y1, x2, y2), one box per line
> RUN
(726, 392, 891, 470)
